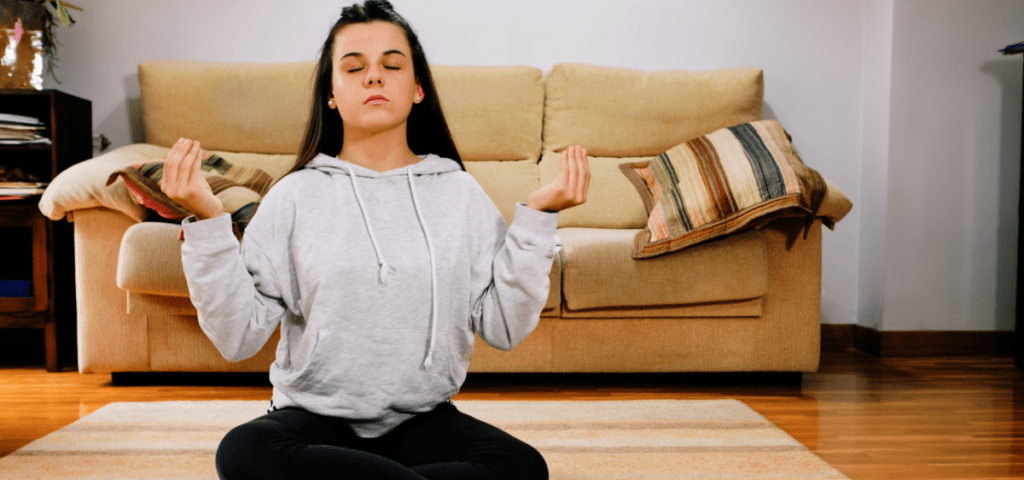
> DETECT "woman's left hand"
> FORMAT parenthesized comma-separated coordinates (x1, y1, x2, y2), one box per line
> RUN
(527, 145, 590, 213)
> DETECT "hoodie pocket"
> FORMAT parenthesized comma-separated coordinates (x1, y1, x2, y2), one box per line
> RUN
(281, 329, 435, 413)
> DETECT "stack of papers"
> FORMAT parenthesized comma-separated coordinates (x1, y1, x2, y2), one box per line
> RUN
(0, 113, 51, 145)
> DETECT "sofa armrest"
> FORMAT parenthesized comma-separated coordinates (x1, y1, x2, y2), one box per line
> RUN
(38, 144, 172, 223)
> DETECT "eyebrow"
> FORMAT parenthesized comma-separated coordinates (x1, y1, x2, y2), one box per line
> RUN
(340, 50, 407, 60)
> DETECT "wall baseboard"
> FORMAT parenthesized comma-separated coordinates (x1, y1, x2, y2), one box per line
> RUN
(821, 324, 1014, 357)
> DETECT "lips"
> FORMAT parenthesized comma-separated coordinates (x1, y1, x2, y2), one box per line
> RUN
(365, 95, 387, 104)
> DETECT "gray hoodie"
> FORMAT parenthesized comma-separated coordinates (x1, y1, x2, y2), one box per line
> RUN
(179, 152, 562, 438)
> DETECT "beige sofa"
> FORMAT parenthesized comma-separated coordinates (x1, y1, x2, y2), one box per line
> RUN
(39, 60, 851, 376)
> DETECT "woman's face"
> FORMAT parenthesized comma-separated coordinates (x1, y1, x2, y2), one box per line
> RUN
(328, 21, 422, 137)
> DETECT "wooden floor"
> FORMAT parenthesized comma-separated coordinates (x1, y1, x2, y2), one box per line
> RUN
(1, 350, 1022, 480)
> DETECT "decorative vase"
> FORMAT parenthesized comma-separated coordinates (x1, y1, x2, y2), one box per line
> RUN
(0, 2, 46, 90)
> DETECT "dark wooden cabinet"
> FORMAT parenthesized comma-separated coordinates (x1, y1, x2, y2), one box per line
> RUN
(1007, 47, 1024, 368)
(0, 89, 91, 372)
(1017, 64, 1024, 368)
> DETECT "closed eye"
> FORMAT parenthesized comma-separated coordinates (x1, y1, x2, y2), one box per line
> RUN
(346, 67, 398, 72)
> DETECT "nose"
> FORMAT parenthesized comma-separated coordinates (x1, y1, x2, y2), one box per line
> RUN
(364, 64, 382, 87)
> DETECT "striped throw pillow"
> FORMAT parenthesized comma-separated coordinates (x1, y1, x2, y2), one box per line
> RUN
(618, 120, 826, 259)
(105, 153, 274, 241)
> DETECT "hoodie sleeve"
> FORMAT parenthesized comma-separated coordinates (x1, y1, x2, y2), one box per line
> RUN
(469, 193, 563, 351)
(180, 212, 290, 362)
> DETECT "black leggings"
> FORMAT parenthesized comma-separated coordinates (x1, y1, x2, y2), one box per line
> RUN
(215, 400, 548, 479)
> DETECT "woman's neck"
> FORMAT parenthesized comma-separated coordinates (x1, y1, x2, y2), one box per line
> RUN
(338, 123, 421, 173)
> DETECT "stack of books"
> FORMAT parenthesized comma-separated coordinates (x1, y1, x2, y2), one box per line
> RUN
(0, 113, 51, 145)
(0, 182, 48, 200)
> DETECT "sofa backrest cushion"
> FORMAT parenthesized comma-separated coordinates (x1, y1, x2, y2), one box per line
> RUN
(431, 65, 544, 163)
(139, 60, 317, 154)
(542, 63, 764, 157)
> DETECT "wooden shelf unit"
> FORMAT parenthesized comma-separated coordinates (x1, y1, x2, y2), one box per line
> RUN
(0, 89, 91, 372)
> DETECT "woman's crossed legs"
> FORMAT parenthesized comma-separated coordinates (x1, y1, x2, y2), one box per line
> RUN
(215, 401, 548, 480)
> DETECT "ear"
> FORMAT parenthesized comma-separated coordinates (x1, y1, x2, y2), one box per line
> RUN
(414, 81, 424, 104)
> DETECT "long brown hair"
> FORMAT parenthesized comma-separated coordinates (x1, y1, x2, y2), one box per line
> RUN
(287, 0, 463, 176)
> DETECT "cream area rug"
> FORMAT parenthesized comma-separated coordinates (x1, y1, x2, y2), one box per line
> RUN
(0, 399, 850, 479)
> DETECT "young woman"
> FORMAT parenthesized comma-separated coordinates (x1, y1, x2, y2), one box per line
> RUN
(160, 1, 589, 479)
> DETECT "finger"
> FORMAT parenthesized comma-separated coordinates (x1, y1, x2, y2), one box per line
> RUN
(174, 138, 196, 190)
(566, 145, 578, 198)
(163, 138, 183, 191)
(574, 147, 587, 201)
(559, 147, 569, 184)
(188, 141, 203, 192)
(183, 138, 200, 180)
(180, 140, 197, 191)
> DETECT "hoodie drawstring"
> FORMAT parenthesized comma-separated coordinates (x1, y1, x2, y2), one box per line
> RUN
(342, 164, 395, 285)
(336, 163, 438, 370)
(407, 171, 438, 370)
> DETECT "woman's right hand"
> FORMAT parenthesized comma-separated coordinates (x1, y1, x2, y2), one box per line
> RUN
(160, 137, 224, 221)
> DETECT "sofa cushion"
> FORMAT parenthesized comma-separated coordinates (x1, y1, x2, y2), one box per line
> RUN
(40, 144, 162, 223)
(542, 63, 764, 157)
(106, 153, 274, 241)
(557, 228, 767, 312)
(619, 120, 827, 259)
(431, 65, 544, 162)
(117, 221, 190, 297)
(139, 60, 316, 153)
(39, 144, 299, 223)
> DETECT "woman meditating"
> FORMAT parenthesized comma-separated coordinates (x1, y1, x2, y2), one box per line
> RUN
(160, 1, 589, 478)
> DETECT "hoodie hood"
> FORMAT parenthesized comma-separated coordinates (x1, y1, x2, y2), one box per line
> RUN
(304, 152, 462, 178)
(303, 152, 460, 371)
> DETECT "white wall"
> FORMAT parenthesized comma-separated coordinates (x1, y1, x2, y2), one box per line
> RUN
(882, 0, 1022, 331)
(39, 0, 1023, 331)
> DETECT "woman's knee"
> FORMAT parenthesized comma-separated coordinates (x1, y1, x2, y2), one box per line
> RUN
(476, 437, 547, 480)
(510, 441, 548, 479)
(216, 420, 283, 480)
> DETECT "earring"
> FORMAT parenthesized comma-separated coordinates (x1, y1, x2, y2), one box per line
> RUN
(328, 99, 335, 108)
